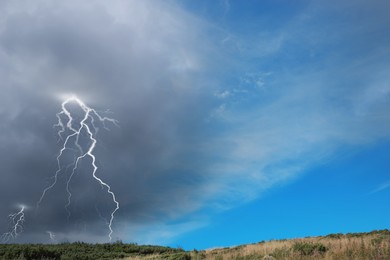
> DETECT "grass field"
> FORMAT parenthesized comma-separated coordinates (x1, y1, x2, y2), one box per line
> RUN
(0, 229, 389, 259)
(189, 229, 390, 260)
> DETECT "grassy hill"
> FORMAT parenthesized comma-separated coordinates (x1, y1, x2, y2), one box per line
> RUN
(0, 229, 389, 259)
(188, 229, 390, 260)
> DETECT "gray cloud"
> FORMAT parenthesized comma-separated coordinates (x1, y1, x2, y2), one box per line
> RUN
(0, 0, 216, 243)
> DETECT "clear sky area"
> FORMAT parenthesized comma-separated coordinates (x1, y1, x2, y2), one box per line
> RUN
(0, 0, 389, 250)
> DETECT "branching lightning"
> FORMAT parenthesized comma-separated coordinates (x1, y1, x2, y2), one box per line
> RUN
(47, 231, 57, 243)
(1, 205, 25, 243)
(36, 96, 119, 241)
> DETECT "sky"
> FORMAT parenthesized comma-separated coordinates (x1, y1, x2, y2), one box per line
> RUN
(0, 0, 389, 249)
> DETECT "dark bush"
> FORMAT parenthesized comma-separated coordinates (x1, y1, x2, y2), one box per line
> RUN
(0, 242, 184, 259)
(292, 242, 328, 256)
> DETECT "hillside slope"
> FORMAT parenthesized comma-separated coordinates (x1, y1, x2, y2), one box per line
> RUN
(186, 229, 390, 260)
(0, 229, 388, 259)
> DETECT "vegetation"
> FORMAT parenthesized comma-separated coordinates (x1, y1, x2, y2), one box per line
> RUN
(0, 229, 389, 259)
(191, 229, 390, 260)
(0, 242, 188, 260)
(292, 242, 328, 256)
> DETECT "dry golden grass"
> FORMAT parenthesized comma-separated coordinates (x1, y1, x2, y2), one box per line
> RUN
(191, 230, 390, 260)
(121, 230, 390, 259)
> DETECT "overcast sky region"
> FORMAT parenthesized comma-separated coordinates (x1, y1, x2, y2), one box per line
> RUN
(0, 0, 389, 249)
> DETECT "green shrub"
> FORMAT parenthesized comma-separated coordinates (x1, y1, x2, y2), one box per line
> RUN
(0, 242, 184, 259)
(325, 233, 343, 239)
(161, 252, 191, 260)
(270, 246, 290, 258)
(292, 242, 328, 256)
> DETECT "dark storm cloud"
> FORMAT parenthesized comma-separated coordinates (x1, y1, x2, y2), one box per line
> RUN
(0, 0, 216, 242)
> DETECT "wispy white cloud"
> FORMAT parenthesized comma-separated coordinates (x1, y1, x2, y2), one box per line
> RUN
(370, 181, 390, 194)
(200, 0, 390, 208)
(124, 219, 208, 246)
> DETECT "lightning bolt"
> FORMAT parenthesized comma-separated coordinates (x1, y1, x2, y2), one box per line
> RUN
(37, 96, 119, 241)
(1, 205, 25, 243)
(46, 231, 57, 243)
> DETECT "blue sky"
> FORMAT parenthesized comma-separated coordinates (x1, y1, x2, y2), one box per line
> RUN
(163, 0, 390, 249)
(176, 142, 390, 249)
(0, 0, 389, 249)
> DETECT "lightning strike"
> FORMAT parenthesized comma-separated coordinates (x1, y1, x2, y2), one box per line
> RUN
(47, 231, 57, 242)
(1, 205, 25, 243)
(37, 96, 119, 241)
